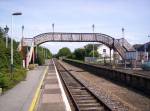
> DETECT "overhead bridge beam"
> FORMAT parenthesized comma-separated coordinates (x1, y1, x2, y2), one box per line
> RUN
(33, 33, 113, 46)
(21, 32, 135, 60)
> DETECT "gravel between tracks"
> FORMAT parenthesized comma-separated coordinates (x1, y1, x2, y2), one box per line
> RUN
(59, 60, 150, 111)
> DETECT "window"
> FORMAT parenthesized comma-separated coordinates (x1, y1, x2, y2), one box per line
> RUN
(103, 49, 106, 53)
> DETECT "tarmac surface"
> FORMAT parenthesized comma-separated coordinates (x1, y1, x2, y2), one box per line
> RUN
(0, 66, 46, 111)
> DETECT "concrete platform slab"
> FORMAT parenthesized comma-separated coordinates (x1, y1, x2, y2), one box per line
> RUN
(46, 76, 55, 79)
(45, 84, 59, 89)
(46, 76, 57, 79)
(43, 89, 61, 94)
(42, 94, 62, 103)
(46, 75, 56, 78)
(37, 60, 67, 111)
(44, 79, 58, 84)
(48, 72, 56, 75)
(39, 103, 65, 111)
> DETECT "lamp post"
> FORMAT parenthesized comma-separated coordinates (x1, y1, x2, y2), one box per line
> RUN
(21, 25, 24, 38)
(52, 23, 54, 40)
(92, 24, 95, 59)
(148, 35, 150, 61)
(21, 25, 24, 46)
(4, 25, 9, 48)
(11, 12, 22, 75)
(121, 27, 125, 46)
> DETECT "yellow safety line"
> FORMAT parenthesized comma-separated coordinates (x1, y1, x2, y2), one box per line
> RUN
(28, 66, 48, 111)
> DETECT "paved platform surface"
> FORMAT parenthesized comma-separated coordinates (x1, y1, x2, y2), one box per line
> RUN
(0, 66, 46, 111)
(37, 61, 66, 111)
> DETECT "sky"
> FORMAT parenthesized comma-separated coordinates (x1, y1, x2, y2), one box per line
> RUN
(0, 0, 150, 54)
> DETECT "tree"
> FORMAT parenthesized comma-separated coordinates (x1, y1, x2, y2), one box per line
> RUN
(73, 48, 86, 60)
(57, 47, 72, 57)
(0, 27, 23, 69)
(34, 46, 52, 65)
(84, 44, 99, 56)
(89, 50, 99, 57)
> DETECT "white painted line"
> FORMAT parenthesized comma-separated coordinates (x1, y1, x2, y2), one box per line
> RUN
(52, 59, 72, 111)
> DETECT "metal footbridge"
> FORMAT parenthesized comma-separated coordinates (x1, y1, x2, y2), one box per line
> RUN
(18, 32, 135, 68)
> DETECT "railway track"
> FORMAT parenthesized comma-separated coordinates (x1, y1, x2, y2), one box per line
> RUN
(54, 59, 111, 111)
(63, 59, 150, 96)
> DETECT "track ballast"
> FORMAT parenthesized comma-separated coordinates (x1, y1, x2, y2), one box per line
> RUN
(54, 59, 111, 111)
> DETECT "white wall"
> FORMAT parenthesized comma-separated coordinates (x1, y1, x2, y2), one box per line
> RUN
(97, 44, 114, 58)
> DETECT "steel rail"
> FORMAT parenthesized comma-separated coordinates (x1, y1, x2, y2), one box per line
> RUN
(54, 59, 112, 111)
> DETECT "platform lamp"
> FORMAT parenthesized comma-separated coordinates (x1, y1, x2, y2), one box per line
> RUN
(52, 23, 54, 40)
(4, 25, 9, 48)
(121, 27, 125, 47)
(148, 35, 150, 59)
(21, 25, 24, 45)
(92, 24, 95, 59)
(11, 12, 22, 76)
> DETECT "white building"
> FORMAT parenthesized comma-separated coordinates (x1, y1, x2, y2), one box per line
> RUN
(97, 44, 114, 60)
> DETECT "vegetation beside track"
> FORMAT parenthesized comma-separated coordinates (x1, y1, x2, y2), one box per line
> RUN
(0, 26, 52, 91)
(0, 27, 27, 91)
(34, 46, 52, 65)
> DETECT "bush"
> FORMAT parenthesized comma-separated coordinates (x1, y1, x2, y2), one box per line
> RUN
(0, 27, 27, 92)
(0, 73, 12, 89)
(0, 68, 26, 91)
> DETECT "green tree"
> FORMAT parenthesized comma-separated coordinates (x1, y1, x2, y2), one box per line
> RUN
(34, 46, 52, 65)
(0, 27, 26, 91)
(57, 47, 71, 57)
(89, 50, 99, 57)
(0, 27, 23, 69)
(84, 44, 99, 56)
(73, 48, 86, 60)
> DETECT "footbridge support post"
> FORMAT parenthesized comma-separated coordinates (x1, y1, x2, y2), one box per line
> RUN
(110, 48, 112, 64)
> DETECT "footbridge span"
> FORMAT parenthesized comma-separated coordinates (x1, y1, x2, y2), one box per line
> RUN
(19, 32, 135, 68)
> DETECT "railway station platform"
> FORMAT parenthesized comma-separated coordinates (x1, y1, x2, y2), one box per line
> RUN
(36, 60, 70, 111)
(0, 66, 47, 111)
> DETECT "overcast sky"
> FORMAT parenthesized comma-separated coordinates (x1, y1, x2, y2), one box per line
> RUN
(0, 0, 150, 53)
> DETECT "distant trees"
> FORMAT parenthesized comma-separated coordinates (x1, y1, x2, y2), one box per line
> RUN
(34, 47, 52, 65)
(84, 44, 99, 57)
(56, 47, 72, 58)
(55, 44, 100, 60)
(73, 48, 86, 60)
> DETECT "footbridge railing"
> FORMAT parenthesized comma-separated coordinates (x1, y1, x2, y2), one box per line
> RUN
(19, 32, 135, 68)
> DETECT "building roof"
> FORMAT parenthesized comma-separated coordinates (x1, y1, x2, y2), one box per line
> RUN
(133, 42, 150, 51)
